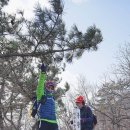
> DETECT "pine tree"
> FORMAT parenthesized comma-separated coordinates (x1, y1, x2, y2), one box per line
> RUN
(0, 0, 103, 129)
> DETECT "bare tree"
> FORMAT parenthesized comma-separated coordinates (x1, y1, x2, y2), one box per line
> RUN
(95, 43, 130, 130)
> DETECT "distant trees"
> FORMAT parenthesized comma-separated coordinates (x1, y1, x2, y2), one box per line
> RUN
(0, 0, 103, 129)
(60, 44, 130, 130)
(95, 44, 130, 130)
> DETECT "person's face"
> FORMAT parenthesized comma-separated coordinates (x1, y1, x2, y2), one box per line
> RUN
(76, 102, 83, 109)
(46, 85, 55, 93)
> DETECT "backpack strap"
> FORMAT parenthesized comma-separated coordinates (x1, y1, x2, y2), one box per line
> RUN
(31, 97, 37, 118)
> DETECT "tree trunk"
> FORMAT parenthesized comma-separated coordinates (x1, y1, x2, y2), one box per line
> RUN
(0, 100, 4, 130)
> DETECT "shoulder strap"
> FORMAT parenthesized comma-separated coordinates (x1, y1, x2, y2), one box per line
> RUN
(85, 105, 89, 111)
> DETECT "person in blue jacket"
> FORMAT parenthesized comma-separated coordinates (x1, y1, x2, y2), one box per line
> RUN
(75, 96, 93, 130)
(34, 63, 58, 130)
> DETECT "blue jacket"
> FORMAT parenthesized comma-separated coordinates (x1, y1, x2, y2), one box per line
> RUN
(36, 72, 57, 123)
(80, 105, 93, 130)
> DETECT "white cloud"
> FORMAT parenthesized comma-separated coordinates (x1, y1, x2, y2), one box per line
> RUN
(58, 70, 78, 90)
(71, 0, 87, 4)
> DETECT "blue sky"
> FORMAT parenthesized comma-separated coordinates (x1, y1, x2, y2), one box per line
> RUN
(60, 0, 130, 86)
(3, 0, 130, 86)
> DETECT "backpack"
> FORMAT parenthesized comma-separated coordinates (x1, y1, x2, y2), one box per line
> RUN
(85, 106, 97, 128)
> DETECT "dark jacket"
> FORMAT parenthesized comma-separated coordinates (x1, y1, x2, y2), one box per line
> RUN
(80, 105, 93, 130)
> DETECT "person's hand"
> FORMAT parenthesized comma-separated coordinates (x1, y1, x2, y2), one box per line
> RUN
(70, 120, 73, 124)
(40, 63, 46, 72)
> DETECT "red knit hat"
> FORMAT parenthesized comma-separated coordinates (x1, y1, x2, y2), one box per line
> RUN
(75, 96, 84, 103)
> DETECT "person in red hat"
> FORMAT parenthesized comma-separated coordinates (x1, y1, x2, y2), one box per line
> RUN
(75, 96, 94, 130)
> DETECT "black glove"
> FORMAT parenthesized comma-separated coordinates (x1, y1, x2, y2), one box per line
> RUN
(70, 120, 73, 124)
(40, 63, 46, 72)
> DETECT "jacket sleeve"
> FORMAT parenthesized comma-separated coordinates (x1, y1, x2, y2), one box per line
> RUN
(36, 72, 46, 101)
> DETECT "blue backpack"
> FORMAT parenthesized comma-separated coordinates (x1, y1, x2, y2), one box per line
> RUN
(31, 95, 47, 118)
